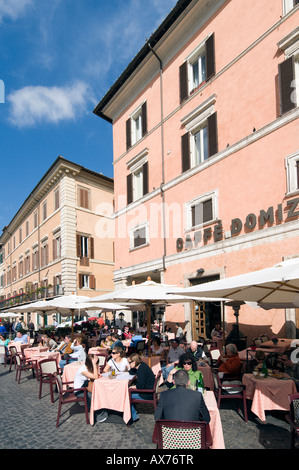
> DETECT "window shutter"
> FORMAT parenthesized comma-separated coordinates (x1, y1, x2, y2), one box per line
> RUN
(202, 199, 213, 223)
(278, 57, 295, 115)
(207, 112, 218, 158)
(142, 102, 147, 136)
(89, 275, 96, 290)
(90, 237, 94, 259)
(205, 33, 215, 81)
(296, 161, 299, 190)
(181, 132, 190, 173)
(127, 173, 133, 205)
(76, 234, 81, 257)
(78, 274, 83, 289)
(179, 62, 188, 103)
(143, 162, 149, 196)
(53, 239, 56, 261)
(126, 118, 131, 150)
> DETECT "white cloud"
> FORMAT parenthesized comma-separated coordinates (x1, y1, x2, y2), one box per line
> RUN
(0, 0, 33, 23)
(7, 81, 95, 127)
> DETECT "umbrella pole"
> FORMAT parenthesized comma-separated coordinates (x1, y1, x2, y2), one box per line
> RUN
(71, 309, 74, 341)
(147, 302, 152, 367)
(43, 311, 45, 334)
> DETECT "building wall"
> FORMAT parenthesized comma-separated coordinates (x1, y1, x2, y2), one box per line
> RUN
(101, 0, 299, 341)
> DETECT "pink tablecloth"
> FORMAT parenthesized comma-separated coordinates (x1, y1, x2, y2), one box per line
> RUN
(24, 347, 48, 360)
(89, 347, 108, 356)
(242, 373, 297, 422)
(62, 361, 83, 388)
(30, 351, 60, 367)
(8, 342, 30, 353)
(90, 372, 133, 425)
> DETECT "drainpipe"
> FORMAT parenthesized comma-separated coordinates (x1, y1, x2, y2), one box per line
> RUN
(147, 42, 167, 273)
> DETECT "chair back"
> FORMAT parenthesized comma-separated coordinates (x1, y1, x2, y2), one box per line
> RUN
(15, 354, 21, 366)
(288, 393, 299, 422)
(10, 346, 17, 356)
(136, 340, 146, 352)
(0, 345, 5, 355)
(260, 335, 269, 343)
(54, 374, 63, 394)
(29, 338, 35, 345)
(155, 420, 210, 449)
(39, 358, 58, 375)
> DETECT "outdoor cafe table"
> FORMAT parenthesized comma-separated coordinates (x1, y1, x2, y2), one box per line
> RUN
(24, 346, 48, 361)
(30, 351, 60, 367)
(152, 390, 225, 449)
(8, 342, 30, 354)
(242, 373, 297, 422)
(90, 371, 133, 425)
(259, 338, 292, 354)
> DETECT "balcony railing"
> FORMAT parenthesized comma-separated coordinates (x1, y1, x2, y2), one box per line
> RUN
(0, 285, 64, 310)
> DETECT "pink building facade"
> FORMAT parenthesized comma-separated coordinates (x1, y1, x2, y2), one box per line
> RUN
(94, 0, 299, 343)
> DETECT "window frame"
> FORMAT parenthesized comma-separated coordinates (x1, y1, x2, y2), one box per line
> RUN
(283, 0, 299, 15)
(130, 222, 149, 251)
(185, 190, 218, 232)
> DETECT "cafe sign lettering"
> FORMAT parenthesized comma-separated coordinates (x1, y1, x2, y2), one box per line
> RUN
(176, 198, 299, 252)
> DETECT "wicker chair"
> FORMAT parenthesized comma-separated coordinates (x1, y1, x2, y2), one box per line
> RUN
(286, 393, 299, 449)
(153, 420, 212, 449)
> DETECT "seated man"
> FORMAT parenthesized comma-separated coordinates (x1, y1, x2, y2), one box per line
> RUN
(155, 369, 210, 423)
(54, 335, 73, 358)
(110, 333, 126, 351)
(217, 343, 241, 375)
(161, 338, 184, 382)
(13, 331, 28, 344)
(186, 341, 209, 364)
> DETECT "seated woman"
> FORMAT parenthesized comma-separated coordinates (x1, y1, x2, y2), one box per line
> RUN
(217, 343, 242, 375)
(151, 337, 164, 356)
(40, 334, 57, 351)
(122, 325, 132, 341)
(128, 353, 156, 422)
(99, 338, 111, 350)
(73, 354, 108, 423)
(166, 352, 204, 389)
(103, 346, 128, 373)
(59, 335, 87, 371)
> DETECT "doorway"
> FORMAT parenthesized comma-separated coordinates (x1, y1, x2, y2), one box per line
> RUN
(190, 274, 221, 340)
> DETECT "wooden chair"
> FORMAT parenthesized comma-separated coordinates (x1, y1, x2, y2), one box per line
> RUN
(8, 346, 18, 372)
(15, 353, 35, 384)
(129, 370, 162, 411)
(286, 393, 299, 449)
(260, 335, 269, 343)
(136, 340, 146, 354)
(153, 420, 213, 449)
(214, 372, 248, 422)
(38, 358, 59, 403)
(54, 373, 89, 427)
(93, 353, 107, 372)
(209, 348, 221, 368)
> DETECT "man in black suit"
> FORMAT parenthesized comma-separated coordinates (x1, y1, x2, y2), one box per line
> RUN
(154, 369, 210, 423)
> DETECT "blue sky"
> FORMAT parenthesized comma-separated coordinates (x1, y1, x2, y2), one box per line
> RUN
(0, 0, 177, 227)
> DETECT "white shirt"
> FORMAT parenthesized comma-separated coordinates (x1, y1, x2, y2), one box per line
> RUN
(108, 357, 128, 372)
(74, 364, 88, 390)
(70, 343, 86, 362)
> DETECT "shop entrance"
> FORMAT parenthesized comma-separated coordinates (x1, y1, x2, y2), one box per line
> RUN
(190, 274, 222, 341)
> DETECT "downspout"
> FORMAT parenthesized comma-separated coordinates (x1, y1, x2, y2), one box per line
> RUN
(147, 42, 167, 273)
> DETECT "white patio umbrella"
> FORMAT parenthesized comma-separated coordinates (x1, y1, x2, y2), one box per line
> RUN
(9, 300, 60, 333)
(172, 258, 299, 310)
(87, 279, 199, 364)
(0, 312, 20, 318)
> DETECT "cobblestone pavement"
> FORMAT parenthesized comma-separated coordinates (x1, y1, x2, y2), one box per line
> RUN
(0, 364, 294, 451)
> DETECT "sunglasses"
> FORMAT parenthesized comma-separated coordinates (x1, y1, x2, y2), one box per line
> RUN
(128, 360, 133, 364)
(183, 361, 192, 365)
(111, 351, 118, 354)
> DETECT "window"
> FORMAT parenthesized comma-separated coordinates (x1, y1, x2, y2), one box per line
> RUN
(54, 187, 60, 211)
(286, 151, 299, 194)
(181, 112, 218, 173)
(18, 259, 23, 279)
(52, 236, 61, 261)
(42, 201, 47, 221)
(34, 210, 38, 229)
(278, 27, 299, 114)
(78, 186, 90, 210)
(79, 273, 96, 289)
(32, 249, 39, 271)
(76, 234, 94, 260)
(126, 102, 147, 149)
(186, 191, 218, 231)
(130, 223, 149, 250)
(180, 33, 215, 102)
(41, 244, 49, 267)
(26, 221, 29, 237)
(25, 253, 30, 274)
(19, 228, 22, 244)
(283, 0, 299, 15)
(127, 161, 148, 205)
